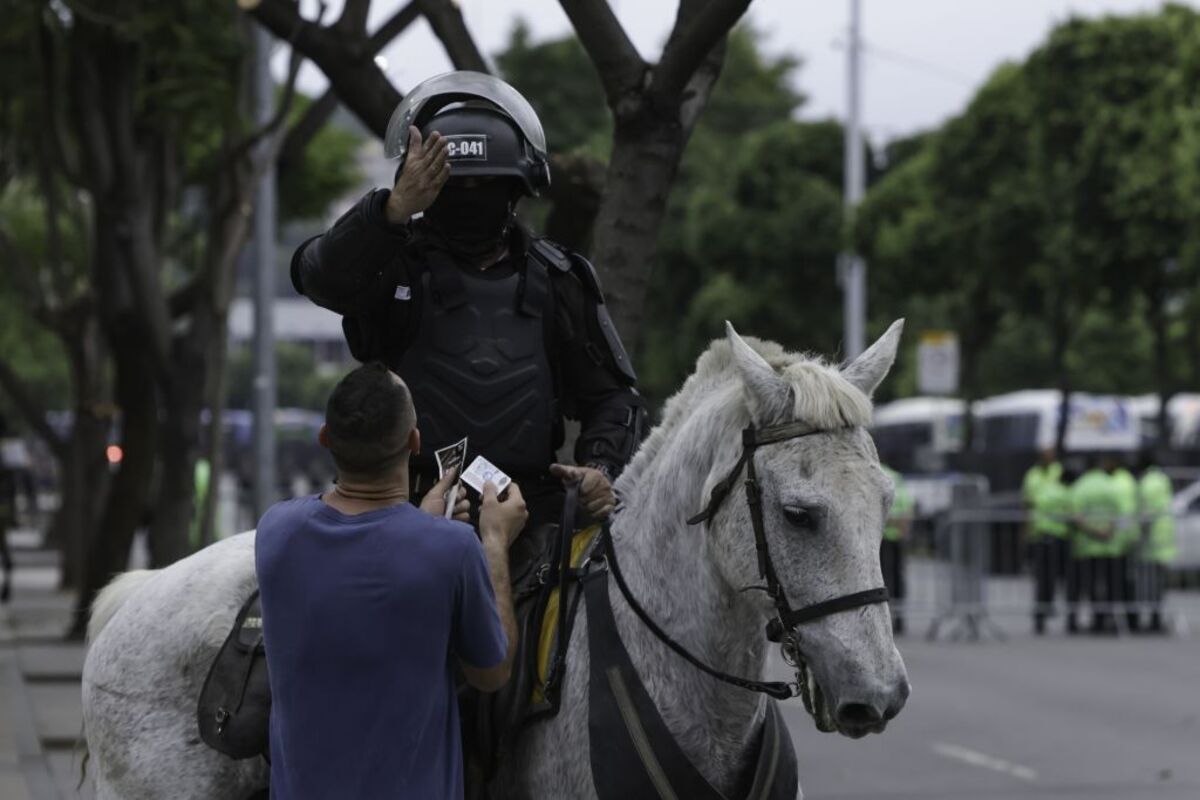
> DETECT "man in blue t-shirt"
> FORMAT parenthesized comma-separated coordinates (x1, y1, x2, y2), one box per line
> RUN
(256, 361, 526, 799)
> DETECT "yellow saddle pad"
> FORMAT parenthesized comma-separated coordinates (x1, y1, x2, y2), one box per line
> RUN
(532, 524, 601, 704)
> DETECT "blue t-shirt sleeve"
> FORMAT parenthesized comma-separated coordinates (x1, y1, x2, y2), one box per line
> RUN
(452, 534, 508, 669)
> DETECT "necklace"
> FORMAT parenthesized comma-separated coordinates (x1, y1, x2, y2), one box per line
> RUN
(331, 484, 408, 504)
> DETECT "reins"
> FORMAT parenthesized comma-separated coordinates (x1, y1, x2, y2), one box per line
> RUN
(597, 521, 797, 701)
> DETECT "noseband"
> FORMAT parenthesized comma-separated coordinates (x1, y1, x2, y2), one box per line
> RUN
(687, 420, 889, 642)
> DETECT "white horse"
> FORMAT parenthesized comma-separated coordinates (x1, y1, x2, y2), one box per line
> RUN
(83, 322, 910, 799)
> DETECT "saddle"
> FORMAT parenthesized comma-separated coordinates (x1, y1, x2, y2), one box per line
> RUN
(468, 485, 600, 782)
(197, 590, 271, 760)
(195, 495, 595, 775)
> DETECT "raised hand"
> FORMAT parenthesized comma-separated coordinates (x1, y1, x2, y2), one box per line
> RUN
(385, 125, 450, 224)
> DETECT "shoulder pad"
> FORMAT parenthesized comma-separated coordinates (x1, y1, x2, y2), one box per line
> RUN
(529, 237, 573, 274)
(565, 251, 604, 301)
(530, 238, 605, 299)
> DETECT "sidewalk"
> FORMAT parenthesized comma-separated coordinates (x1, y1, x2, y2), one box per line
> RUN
(0, 529, 95, 800)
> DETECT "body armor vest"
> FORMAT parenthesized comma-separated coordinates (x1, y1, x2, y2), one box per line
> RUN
(399, 254, 557, 476)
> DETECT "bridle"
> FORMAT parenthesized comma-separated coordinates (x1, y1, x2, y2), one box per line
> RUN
(596, 417, 889, 709)
(687, 419, 890, 645)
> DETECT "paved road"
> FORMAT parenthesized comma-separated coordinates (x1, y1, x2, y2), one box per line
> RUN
(776, 629, 1200, 800)
(5, 528, 1199, 799)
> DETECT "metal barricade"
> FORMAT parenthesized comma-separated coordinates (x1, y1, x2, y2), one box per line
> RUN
(894, 496, 1191, 642)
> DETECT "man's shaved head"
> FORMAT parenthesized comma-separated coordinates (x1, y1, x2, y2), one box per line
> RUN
(324, 362, 417, 476)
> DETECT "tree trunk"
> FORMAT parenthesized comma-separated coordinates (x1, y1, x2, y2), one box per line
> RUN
(147, 316, 212, 567)
(56, 409, 109, 591)
(56, 324, 108, 590)
(1050, 307, 1072, 457)
(199, 315, 232, 546)
(1147, 279, 1173, 461)
(592, 115, 687, 355)
(69, 321, 159, 638)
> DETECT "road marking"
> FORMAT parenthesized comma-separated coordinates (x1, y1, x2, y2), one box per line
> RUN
(932, 742, 1038, 782)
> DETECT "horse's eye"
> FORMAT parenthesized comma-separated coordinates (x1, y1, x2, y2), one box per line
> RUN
(783, 505, 817, 531)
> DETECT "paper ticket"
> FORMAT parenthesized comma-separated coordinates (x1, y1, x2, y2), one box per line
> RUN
(435, 437, 468, 479)
(460, 455, 511, 495)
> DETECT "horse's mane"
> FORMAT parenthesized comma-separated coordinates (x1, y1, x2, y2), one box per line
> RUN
(618, 336, 872, 490)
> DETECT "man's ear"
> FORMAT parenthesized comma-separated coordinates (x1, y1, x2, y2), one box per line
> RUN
(408, 427, 421, 456)
(318, 424, 331, 450)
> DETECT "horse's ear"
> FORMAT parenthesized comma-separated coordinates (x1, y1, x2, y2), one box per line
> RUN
(726, 321, 790, 424)
(841, 319, 905, 397)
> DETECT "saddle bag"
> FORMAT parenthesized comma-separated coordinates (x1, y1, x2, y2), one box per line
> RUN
(197, 590, 271, 760)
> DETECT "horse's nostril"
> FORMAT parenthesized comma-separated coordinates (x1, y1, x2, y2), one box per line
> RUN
(836, 702, 883, 728)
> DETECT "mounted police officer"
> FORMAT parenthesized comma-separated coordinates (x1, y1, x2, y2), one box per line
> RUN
(290, 71, 645, 543)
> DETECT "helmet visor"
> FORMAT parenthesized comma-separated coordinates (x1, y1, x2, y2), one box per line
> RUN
(384, 71, 547, 162)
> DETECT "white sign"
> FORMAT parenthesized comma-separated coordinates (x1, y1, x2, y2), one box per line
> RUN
(917, 331, 960, 396)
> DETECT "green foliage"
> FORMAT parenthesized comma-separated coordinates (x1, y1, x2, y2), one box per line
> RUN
(857, 5, 1200, 415)
(495, 19, 610, 157)
(225, 343, 346, 411)
(278, 93, 365, 222)
(505, 9, 1200, 413)
(0, 181, 83, 420)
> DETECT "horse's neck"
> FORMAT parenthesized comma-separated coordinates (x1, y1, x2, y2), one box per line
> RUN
(607, 395, 768, 792)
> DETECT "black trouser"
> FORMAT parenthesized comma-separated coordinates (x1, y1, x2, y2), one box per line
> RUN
(1067, 555, 1111, 631)
(1072, 556, 1125, 633)
(1030, 537, 1069, 621)
(880, 539, 905, 632)
(1147, 563, 1167, 631)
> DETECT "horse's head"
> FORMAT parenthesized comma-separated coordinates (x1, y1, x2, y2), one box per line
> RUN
(707, 321, 910, 738)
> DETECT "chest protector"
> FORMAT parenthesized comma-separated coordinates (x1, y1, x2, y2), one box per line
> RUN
(399, 250, 557, 475)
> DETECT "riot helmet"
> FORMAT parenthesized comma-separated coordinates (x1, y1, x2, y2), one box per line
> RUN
(384, 71, 550, 195)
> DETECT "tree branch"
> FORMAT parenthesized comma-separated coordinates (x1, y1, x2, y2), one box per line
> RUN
(0, 357, 65, 456)
(250, 0, 399, 136)
(279, 2, 420, 166)
(36, 14, 83, 187)
(371, 1, 421, 50)
(280, 89, 339, 166)
(227, 35, 306, 163)
(419, 0, 488, 72)
(678, 35, 727, 135)
(334, 0, 372, 35)
(656, 0, 751, 102)
(558, 0, 647, 107)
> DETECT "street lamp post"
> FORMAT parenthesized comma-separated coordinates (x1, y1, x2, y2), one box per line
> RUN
(251, 23, 278, 519)
(841, 0, 867, 360)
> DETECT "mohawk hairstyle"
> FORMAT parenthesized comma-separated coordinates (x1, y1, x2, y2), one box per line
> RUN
(324, 362, 416, 476)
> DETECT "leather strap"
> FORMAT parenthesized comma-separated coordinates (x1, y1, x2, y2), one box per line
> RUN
(600, 522, 796, 701)
(780, 587, 891, 627)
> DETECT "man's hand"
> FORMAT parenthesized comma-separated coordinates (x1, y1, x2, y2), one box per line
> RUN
(550, 464, 615, 519)
(385, 125, 450, 225)
(480, 481, 527, 548)
(417, 468, 470, 523)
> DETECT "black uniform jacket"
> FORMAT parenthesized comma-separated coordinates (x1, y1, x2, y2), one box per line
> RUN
(291, 189, 644, 480)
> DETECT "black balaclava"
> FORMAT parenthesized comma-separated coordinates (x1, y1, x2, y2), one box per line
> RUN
(424, 180, 517, 261)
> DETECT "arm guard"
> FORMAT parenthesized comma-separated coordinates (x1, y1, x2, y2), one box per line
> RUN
(290, 189, 410, 315)
(541, 240, 646, 477)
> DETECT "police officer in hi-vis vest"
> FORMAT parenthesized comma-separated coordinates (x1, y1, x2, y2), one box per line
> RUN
(291, 72, 646, 546)
(1138, 461, 1176, 634)
(880, 465, 913, 635)
(1022, 449, 1069, 635)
